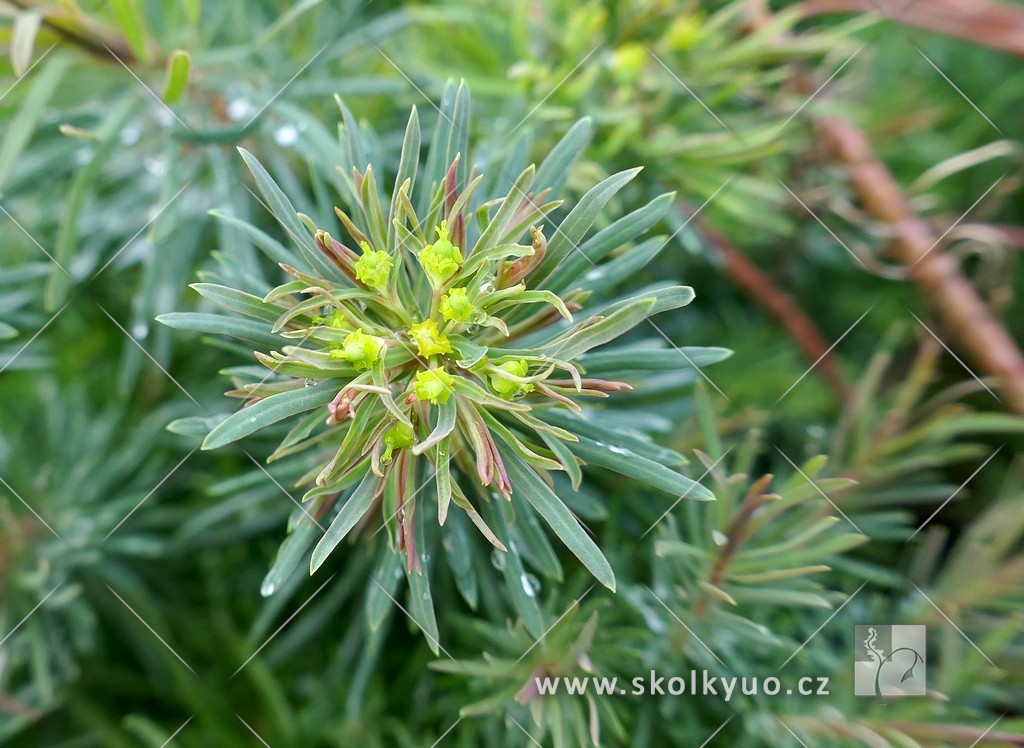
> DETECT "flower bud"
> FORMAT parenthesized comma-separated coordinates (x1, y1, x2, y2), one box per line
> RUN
(418, 220, 463, 287)
(381, 422, 415, 463)
(409, 319, 452, 358)
(489, 360, 534, 399)
(440, 287, 476, 323)
(333, 328, 384, 370)
(414, 367, 456, 404)
(354, 241, 393, 289)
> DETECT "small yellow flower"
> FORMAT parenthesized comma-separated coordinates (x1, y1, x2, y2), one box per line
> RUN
(408, 319, 452, 358)
(354, 241, 392, 288)
(333, 328, 384, 370)
(381, 422, 415, 463)
(490, 360, 534, 399)
(611, 43, 646, 80)
(665, 14, 703, 51)
(323, 308, 349, 329)
(418, 220, 463, 286)
(440, 287, 476, 323)
(414, 367, 456, 404)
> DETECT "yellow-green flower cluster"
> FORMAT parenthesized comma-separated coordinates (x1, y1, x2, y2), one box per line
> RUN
(418, 221, 463, 286)
(354, 241, 393, 288)
(440, 287, 476, 323)
(409, 319, 452, 358)
(490, 360, 534, 399)
(331, 328, 384, 370)
(381, 422, 415, 463)
(414, 367, 456, 404)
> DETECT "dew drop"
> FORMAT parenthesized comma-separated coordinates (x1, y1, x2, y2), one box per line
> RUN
(807, 425, 826, 440)
(584, 267, 606, 282)
(153, 107, 174, 127)
(520, 573, 540, 598)
(227, 98, 253, 121)
(119, 124, 142, 145)
(144, 157, 167, 176)
(490, 549, 507, 571)
(274, 124, 299, 146)
(304, 378, 315, 387)
(711, 529, 728, 547)
(607, 444, 630, 456)
(260, 579, 277, 597)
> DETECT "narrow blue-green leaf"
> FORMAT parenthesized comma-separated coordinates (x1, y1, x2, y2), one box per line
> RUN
(541, 297, 657, 360)
(578, 345, 732, 375)
(436, 443, 453, 524)
(46, 97, 140, 308)
(201, 380, 337, 450)
(491, 501, 545, 638)
(473, 165, 535, 253)
(209, 210, 297, 269)
(546, 192, 675, 293)
(366, 548, 404, 630)
(238, 147, 335, 278)
(260, 514, 321, 597)
(406, 562, 440, 655)
(411, 399, 457, 455)
(533, 117, 594, 197)
(531, 167, 642, 286)
(190, 283, 280, 322)
(418, 80, 461, 216)
(441, 511, 478, 609)
(541, 409, 685, 469)
(539, 430, 582, 490)
(387, 106, 420, 248)
(0, 322, 17, 341)
(567, 436, 714, 500)
(310, 471, 381, 572)
(157, 312, 283, 350)
(0, 54, 70, 190)
(598, 284, 695, 318)
(166, 413, 229, 438)
(254, 0, 326, 46)
(498, 446, 615, 591)
(509, 490, 563, 581)
(578, 236, 664, 291)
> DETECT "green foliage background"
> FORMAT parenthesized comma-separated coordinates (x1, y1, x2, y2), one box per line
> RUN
(1, 0, 1022, 746)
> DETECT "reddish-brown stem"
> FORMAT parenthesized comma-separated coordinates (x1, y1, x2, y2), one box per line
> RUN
(695, 475, 778, 617)
(800, 0, 1024, 58)
(817, 115, 1024, 413)
(694, 214, 850, 400)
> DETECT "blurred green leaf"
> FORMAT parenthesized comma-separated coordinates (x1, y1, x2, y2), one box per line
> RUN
(161, 49, 191, 104)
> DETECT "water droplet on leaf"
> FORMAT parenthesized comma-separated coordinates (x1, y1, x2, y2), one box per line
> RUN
(274, 124, 299, 146)
(520, 573, 540, 597)
(227, 98, 253, 121)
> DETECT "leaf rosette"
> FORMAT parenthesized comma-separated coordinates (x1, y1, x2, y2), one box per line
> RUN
(162, 85, 723, 606)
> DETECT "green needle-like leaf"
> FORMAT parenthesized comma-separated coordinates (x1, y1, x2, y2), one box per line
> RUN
(498, 446, 616, 591)
(310, 471, 382, 572)
(202, 380, 337, 449)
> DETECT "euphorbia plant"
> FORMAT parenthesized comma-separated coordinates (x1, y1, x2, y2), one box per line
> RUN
(161, 84, 719, 617)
